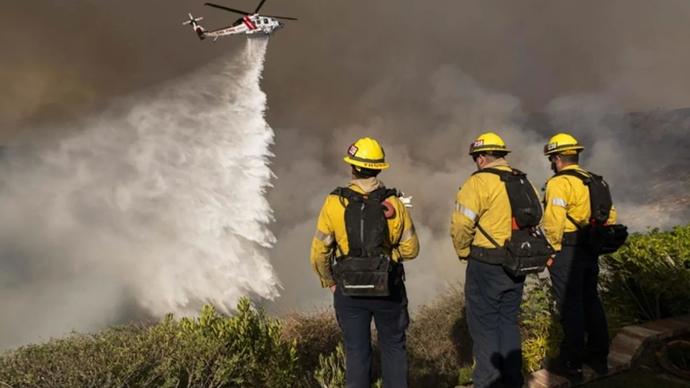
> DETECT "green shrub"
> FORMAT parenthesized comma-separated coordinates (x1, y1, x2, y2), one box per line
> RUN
(515, 224, 690, 373)
(313, 342, 382, 388)
(601, 225, 690, 321)
(0, 297, 298, 388)
(519, 275, 562, 373)
(314, 343, 346, 388)
(2, 225, 689, 387)
(518, 271, 638, 373)
(457, 360, 475, 386)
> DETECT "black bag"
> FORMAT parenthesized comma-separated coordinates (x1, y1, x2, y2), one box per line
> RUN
(555, 170, 629, 254)
(330, 186, 402, 297)
(473, 168, 555, 277)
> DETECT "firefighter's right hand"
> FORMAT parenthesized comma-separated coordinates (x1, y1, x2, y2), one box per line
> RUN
(330, 285, 337, 293)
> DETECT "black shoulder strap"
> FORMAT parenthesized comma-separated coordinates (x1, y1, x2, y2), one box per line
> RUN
(552, 169, 612, 228)
(471, 167, 534, 247)
(554, 169, 591, 184)
(331, 186, 364, 202)
(332, 186, 398, 203)
(472, 167, 520, 180)
(477, 224, 501, 249)
(367, 187, 399, 202)
(330, 187, 363, 212)
(566, 214, 583, 230)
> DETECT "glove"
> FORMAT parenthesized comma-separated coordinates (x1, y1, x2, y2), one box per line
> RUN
(458, 256, 468, 264)
(399, 191, 413, 208)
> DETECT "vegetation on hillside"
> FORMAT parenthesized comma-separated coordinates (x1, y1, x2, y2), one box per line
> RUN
(1, 225, 690, 388)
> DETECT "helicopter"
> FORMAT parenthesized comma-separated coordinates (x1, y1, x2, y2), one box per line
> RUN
(183, 0, 297, 42)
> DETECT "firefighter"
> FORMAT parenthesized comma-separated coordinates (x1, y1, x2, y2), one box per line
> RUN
(451, 132, 541, 388)
(541, 133, 617, 381)
(310, 136, 420, 388)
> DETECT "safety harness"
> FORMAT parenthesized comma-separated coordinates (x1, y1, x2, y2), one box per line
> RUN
(469, 168, 555, 277)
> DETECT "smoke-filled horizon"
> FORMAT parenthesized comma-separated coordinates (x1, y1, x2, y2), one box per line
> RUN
(6, 0, 690, 136)
(2, 0, 690, 345)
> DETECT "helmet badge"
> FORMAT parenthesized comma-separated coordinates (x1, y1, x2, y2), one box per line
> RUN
(348, 144, 359, 157)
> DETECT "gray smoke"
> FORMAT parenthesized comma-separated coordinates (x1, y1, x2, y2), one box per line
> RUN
(2, 0, 690, 342)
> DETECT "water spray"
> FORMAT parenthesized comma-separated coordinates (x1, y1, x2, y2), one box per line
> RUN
(0, 37, 279, 349)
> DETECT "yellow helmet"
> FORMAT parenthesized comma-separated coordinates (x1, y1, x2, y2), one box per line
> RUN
(468, 132, 511, 155)
(343, 137, 390, 170)
(543, 133, 585, 156)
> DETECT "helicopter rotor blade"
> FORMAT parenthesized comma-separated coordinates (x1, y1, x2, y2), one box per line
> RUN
(204, 3, 250, 16)
(263, 14, 298, 21)
(254, 0, 269, 14)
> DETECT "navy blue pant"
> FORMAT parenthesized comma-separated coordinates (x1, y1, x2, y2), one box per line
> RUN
(465, 259, 526, 388)
(333, 282, 410, 388)
(547, 245, 609, 369)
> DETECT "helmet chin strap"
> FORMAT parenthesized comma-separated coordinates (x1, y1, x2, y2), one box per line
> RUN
(551, 161, 558, 174)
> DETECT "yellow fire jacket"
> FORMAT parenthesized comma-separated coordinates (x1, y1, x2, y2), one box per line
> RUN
(543, 164, 618, 251)
(310, 178, 420, 288)
(450, 159, 542, 260)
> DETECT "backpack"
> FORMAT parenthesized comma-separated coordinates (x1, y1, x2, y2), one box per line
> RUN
(554, 170, 629, 254)
(330, 186, 403, 297)
(472, 168, 555, 277)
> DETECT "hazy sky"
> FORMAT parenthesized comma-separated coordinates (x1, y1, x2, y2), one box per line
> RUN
(2, 0, 690, 321)
(4, 0, 690, 140)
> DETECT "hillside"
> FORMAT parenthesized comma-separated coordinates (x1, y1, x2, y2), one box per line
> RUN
(523, 107, 690, 228)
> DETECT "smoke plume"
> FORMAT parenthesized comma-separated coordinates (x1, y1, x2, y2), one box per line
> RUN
(2, 0, 690, 344)
(0, 38, 279, 349)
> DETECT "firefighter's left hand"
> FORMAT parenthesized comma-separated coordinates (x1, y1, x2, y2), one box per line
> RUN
(399, 192, 413, 208)
(330, 285, 336, 293)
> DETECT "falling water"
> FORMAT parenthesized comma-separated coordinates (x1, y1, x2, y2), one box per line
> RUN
(0, 37, 280, 349)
